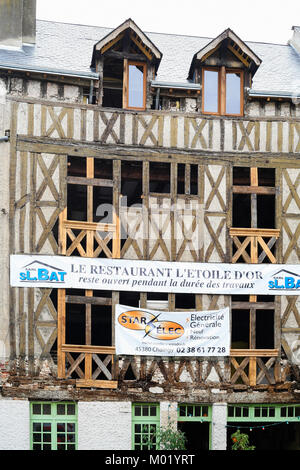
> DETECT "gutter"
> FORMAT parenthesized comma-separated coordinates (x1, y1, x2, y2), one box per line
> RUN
(151, 80, 201, 91)
(0, 64, 99, 81)
(249, 90, 299, 99)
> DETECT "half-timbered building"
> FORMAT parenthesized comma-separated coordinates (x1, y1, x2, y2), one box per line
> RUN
(1, 0, 300, 450)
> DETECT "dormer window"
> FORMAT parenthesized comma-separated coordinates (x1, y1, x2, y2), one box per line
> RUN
(189, 28, 261, 118)
(91, 19, 162, 110)
(125, 61, 147, 109)
(202, 66, 243, 116)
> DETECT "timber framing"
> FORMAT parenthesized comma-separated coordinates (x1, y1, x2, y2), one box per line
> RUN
(4, 30, 300, 402)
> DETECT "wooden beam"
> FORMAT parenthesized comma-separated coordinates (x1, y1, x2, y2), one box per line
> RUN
(67, 176, 113, 187)
(230, 349, 279, 357)
(232, 185, 275, 195)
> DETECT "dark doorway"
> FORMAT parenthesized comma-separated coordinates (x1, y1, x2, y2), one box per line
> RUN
(178, 422, 210, 450)
(227, 422, 300, 450)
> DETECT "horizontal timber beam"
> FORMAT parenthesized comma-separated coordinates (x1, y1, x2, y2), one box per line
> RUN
(16, 137, 300, 168)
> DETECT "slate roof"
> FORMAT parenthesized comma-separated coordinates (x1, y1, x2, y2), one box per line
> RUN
(0, 19, 300, 97)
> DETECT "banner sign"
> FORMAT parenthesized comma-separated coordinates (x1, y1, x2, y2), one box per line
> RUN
(115, 305, 230, 357)
(9, 254, 300, 295)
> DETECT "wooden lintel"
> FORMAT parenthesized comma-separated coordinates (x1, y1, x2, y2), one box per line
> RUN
(67, 176, 114, 187)
(76, 379, 118, 389)
(62, 344, 116, 355)
(63, 219, 116, 232)
(230, 349, 279, 357)
(229, 227, 280, 238)
(232, 185, 276, 195)
(231, 302, 275, 310)
(65, 295, 112, 306)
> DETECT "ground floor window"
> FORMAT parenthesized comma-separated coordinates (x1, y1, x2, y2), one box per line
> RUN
(177, 404, 212, 450)
(227, 404, 300, 450)
(30, 402, 77, 450)
(132, 403, 160, 450)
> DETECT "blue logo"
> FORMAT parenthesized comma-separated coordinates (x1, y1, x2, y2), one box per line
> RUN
(268, 269, 300, 290)
(19, 261, 67, 283)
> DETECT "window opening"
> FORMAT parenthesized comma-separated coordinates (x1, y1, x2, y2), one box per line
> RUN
(127, 62, 146, 109)
(149, 162, 170, 194)
(30, 402, 77, 451)
(231, 295, 275, 350)
(177, 164, 198, 195)
(132, 403, 160, 450)
(178, 404, 212, 450)
(202, 67, 243, 116)
(103, 58, 123, 108)
(225, 71, 241, 115)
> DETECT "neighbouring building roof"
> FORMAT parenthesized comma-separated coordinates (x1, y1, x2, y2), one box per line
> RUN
(0, 19, 300, 97)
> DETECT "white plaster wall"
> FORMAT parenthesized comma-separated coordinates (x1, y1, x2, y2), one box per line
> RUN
(0, 400, 30, 450)
(78, 401, 132, 450)
(211, 402, 227, 450)
(160, 401, 177, 429)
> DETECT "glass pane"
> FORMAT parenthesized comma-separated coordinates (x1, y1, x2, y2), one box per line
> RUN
(57, 434, 66, 442)
(33, 444, 41, 450)
(135, 424, 141, 433)
(43, 423, 51, 432)
(67, 404, 75, 415)
(142, 406, 149, 417)
(43, 444, 51, 450)
(226, 72, 241, 114)
(150, 406, 157, 417)
(43, 434, 51, 443)
(32, 404, 41, 415)
(203, 70, 219, 113)
(67, 444, 76, 450)
(135, 406, 141, 417)
(269, 407, 275, 418)
(67, 423, 75, 432)
(43, 404, 51, 415)
(57, 404, 65, 415)
(67, 434, 75, 443)
(33, 422, 41, 432)
(57, 444, 66, 450)
(33, 433, 41, 443)
(57, 423, 65, 432)
(128, 64, 144, 108)
(281, 407, 287, 417)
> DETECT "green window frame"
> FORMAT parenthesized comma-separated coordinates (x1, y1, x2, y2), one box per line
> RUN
(178, 404, 212, 421)
(177, 404, 212, 449)
(132, 403, 160, 450)
(30, 402, 77, 450)
(228, 404, 300, 423)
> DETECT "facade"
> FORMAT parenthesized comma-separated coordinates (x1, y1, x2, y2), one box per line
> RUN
(1, 0, 300, 450)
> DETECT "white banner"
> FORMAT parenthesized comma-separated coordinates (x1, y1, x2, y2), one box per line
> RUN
(9, 254, 300, 295)
(115, 305, 230, 357)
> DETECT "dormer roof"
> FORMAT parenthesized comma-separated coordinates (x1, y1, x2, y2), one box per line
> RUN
(91, 18, 162, 69)
(188, 28, 262, 79)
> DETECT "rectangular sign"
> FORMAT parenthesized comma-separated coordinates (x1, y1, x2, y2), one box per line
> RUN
(9, 254, 300, 295)
(115, 305, 230, 357)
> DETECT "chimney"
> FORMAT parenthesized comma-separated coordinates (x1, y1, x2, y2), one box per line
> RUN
(289, 26, 300, 55)
(0, 0, 36, 48)
(22, 0, 36, 45)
